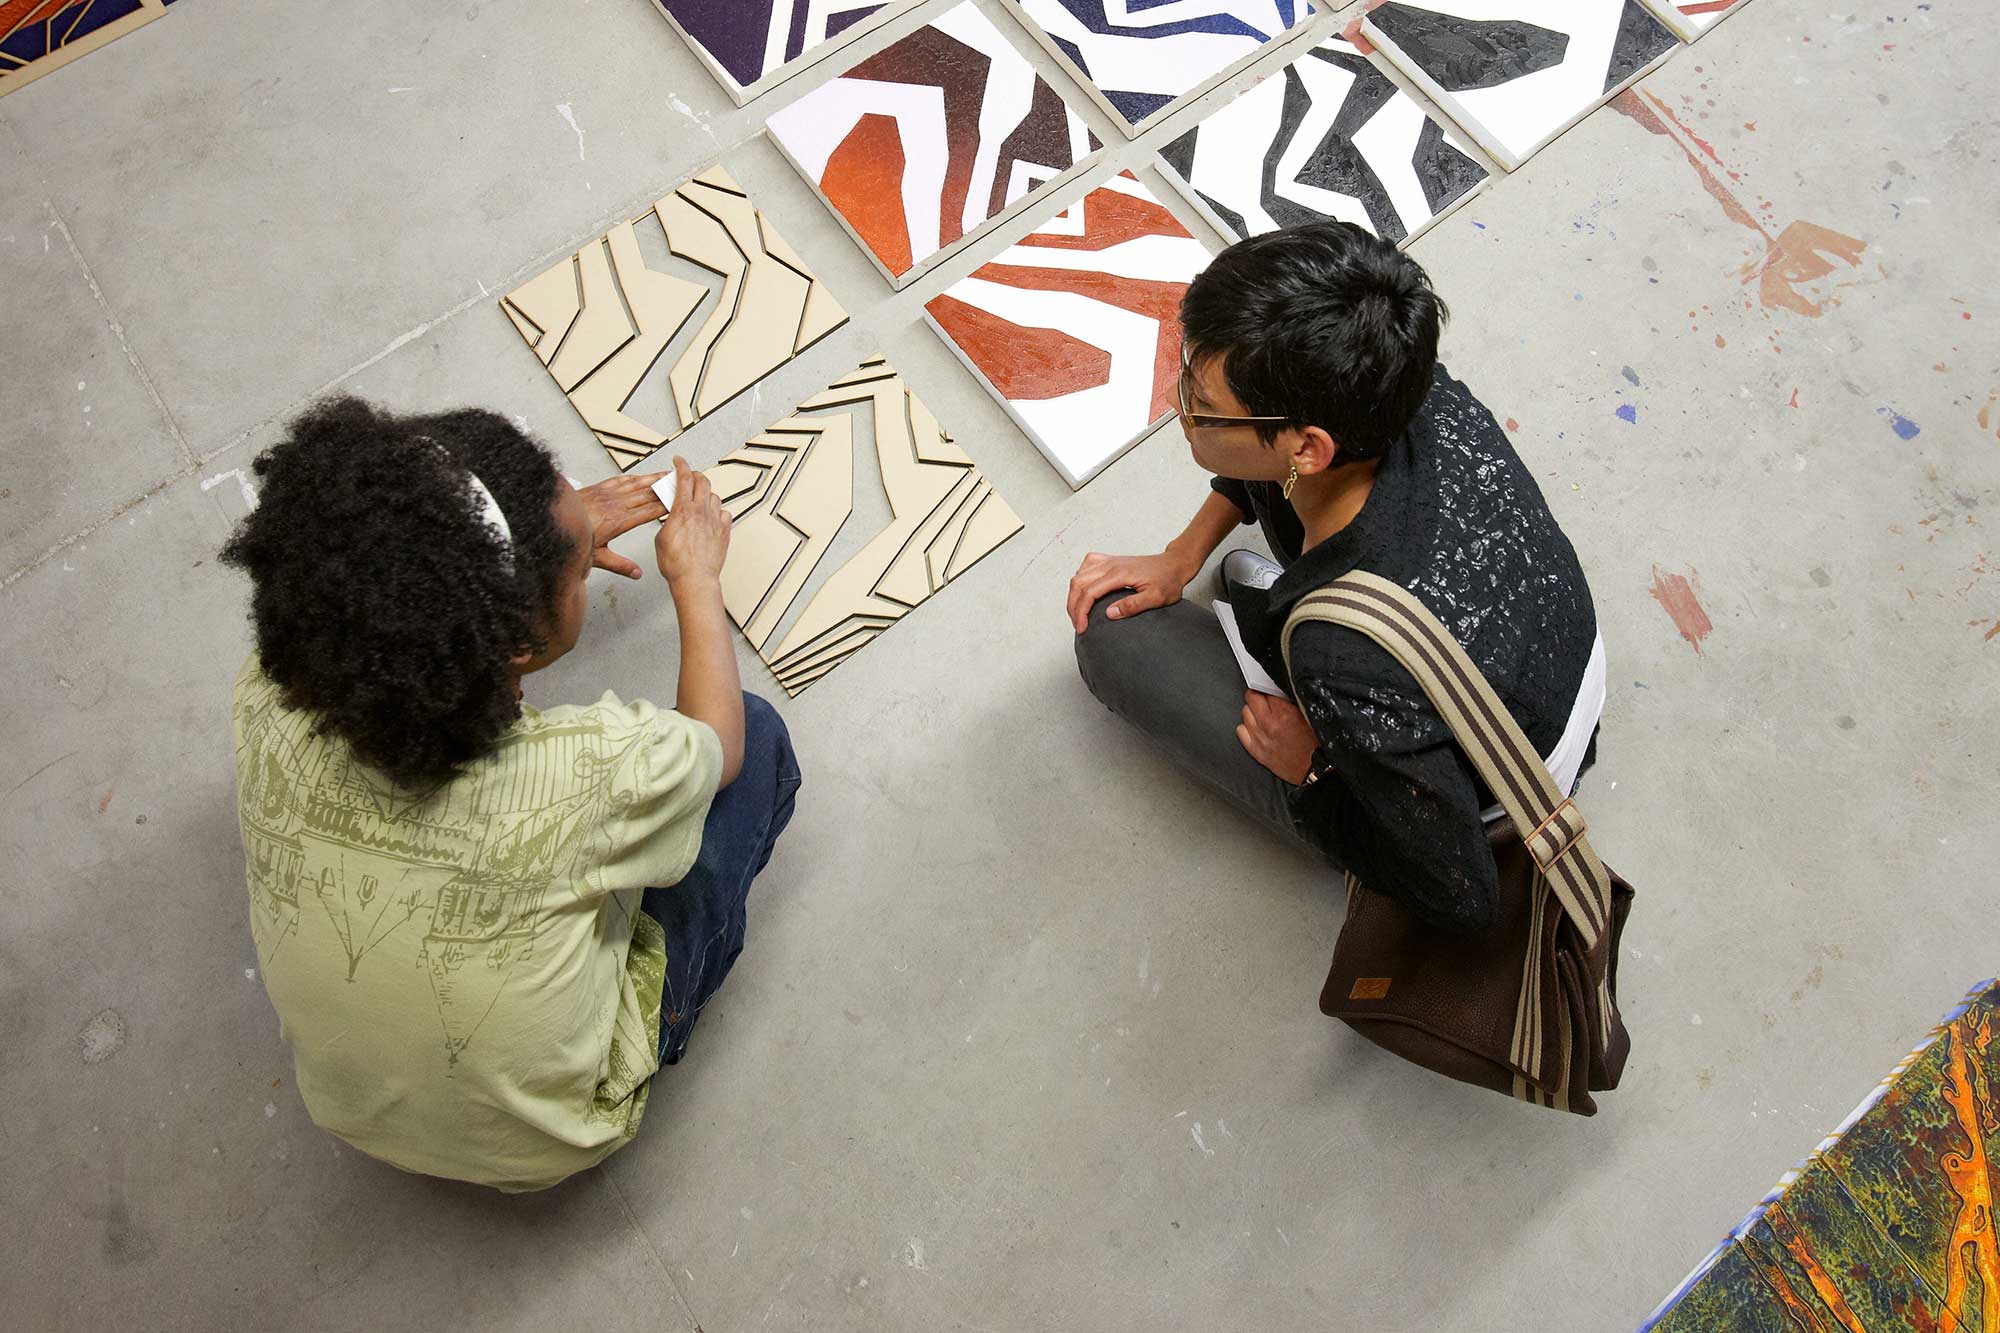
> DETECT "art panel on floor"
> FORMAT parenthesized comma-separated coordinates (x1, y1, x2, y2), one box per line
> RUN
(709, 357, 1024, 696)
(1641, 979, 2000, 1332)
(1637, 0, 1753, 43)
(1004, 0, 1317, 136)
(1157, 34, 1490, 247)
(648, 0, 921, 105)
(500, 164, 847, 473)
(924, 170, 1211, 490)
(766, 0, 1100, 288)
(1360, 0, 1681, 172)
(1, 0, 170, 96)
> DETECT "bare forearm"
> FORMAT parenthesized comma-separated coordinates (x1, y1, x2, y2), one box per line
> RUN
(1165, 489, 1244, 579)
(670, 575, 745, 785)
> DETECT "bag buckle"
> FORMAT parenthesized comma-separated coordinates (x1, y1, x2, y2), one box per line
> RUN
(1525, 799, 1586, 873)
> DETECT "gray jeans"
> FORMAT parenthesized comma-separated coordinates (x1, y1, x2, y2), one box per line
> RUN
(1074, 593, 1339, 867)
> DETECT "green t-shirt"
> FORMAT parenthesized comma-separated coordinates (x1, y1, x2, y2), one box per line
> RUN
(231, 659, 722, 1191)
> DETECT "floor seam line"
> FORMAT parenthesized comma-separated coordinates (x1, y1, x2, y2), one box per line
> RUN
(602, 1168, 706, 1333)
(4, 117, 200, 471)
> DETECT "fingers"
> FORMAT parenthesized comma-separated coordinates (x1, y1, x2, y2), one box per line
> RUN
(595, 548, 644, 580)
(1106, 588, 1161, 622)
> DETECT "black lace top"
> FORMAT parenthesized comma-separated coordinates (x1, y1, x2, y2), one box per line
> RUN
(1216, 364, 1599, 934)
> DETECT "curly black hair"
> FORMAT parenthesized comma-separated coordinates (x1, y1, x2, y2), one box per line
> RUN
(221, 397, 576, 786)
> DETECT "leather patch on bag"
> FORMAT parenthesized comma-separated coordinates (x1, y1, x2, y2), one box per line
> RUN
(1350, 977, 1393, 1001)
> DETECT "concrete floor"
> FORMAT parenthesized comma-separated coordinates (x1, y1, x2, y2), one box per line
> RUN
(2, 0, 1994, 1328)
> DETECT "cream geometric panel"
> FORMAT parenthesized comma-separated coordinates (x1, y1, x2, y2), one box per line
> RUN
(709, 357, 1024, 696)
(502, 164, 848, 471)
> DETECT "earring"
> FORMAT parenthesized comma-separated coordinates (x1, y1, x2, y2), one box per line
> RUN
(1282, 464, 1299, 500)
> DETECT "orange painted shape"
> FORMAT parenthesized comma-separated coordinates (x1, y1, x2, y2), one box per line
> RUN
(1650, 566, 1714, 654)
(822, 113, 914, 278)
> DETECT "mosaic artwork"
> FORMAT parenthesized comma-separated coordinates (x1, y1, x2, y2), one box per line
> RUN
(0, 0, 167, 96)
(765, 0, 1099, 287)
(1006, 0, 1317, 135)
(1642, 980, 2000, 1332)
(709, 358, 1024, 696)
(1157, 35, 1490, 247)
(648, 0, 919, 105)
(501, 164, 847, 473)
(924, 170, 1211, 489)
(1637, 0, 1752, 43)
(1361, 0, 1681, 172)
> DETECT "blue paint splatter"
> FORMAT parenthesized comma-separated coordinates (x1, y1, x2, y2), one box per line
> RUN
(1472, 221, 1487, 230)
(1616, 404, 1638, 424)
(1877, 407, 1920, 439)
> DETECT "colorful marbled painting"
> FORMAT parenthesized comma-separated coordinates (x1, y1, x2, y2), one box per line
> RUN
(1642, 981, 1999, 1332)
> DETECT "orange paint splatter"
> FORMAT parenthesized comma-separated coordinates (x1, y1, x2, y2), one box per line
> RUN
(1788, 388, 1801, 409)
(1612, 92, 1865, 319)
(1986, 622, 2000, 643)
(1505, 417, 1519, 432)
(1714, 334, 1727, 348)
(1650, 567, 1714, 655)
(97, 788, 114, 814)
(1978, 391, 1999, 438)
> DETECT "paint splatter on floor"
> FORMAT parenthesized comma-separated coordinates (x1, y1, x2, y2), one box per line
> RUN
(1617, 404, 1639, 424)
(1979, 391, 1999, 440)
(1650, 566, 1714, 654)
(1612, 91, 1866, 321)
(1878, 407, 1922, 440)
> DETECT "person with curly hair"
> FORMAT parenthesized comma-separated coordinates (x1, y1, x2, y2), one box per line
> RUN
(222, 397, 800, 1191)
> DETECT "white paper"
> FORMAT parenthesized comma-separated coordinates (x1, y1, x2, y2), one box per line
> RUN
(651, 474, 676, 513)
(1213, 600, 1287, 697)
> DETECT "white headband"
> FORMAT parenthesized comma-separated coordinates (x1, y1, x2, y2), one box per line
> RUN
(464, 472, 515, 572)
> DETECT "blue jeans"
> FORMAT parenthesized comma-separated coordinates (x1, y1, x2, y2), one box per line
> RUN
(640, 693, 801, 1066)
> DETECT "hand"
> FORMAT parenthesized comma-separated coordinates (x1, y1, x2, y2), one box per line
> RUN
(1236, 690, 1318, 785)
(576, 471, 669, 579)
(1066, 549, 1199, 633)
(653, 456, 732, 590)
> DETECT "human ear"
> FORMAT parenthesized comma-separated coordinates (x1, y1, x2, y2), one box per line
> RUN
(1292, 425, 1339, 477)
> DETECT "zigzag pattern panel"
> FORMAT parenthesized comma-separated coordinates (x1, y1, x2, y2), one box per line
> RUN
(1, 0, 165, 96)
(766, 0, 1099, 287)
(1362, 0, 1680, 171)
(710, 357, 1023, 696)
(924, 171, 1211, 489)
(1005, 0, 1316, 134)
(649, 0, 919, 106)
(501, 164, 847, 473)
(1158, 36, 1490, 247)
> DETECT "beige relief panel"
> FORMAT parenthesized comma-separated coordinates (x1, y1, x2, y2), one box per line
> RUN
(710, 357, 1024, 696)
(502, 164, 848, 471)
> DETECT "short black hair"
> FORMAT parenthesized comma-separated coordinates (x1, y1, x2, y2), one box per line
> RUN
(220, 397, 575, 786)
(1179, 220, 1447, 461)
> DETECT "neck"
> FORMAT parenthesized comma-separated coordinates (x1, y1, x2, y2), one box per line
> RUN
(1291, 457, 1380, 550)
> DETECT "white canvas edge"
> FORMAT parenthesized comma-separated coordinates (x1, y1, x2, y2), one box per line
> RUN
(1151, 113, 1496, 252)
(765, 122, 1106, 292)
(1362, 10, 1683, 172)
(921, 308, 1175, 491)
(647, 0, 927, 107)
(1635, 0, 1753, 44)
(1003, 0, 1323, 140)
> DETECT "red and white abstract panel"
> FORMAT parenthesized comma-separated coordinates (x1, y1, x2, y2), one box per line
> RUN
(924, 171, 1211, 489)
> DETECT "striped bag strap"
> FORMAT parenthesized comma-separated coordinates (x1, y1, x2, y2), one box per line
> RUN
(1281, 572, 1614, 950)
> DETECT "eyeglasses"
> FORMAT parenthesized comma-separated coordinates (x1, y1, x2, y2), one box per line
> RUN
(1176, 343, 1290, 432)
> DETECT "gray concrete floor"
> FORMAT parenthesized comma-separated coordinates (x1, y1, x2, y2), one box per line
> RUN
(2, 0, 1994, 1328)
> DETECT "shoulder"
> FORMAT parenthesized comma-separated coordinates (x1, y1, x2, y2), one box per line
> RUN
(505, 691, 723, 789)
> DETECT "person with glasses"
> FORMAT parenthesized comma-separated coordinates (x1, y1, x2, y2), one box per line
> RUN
(1067, 221, 1603, 936)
